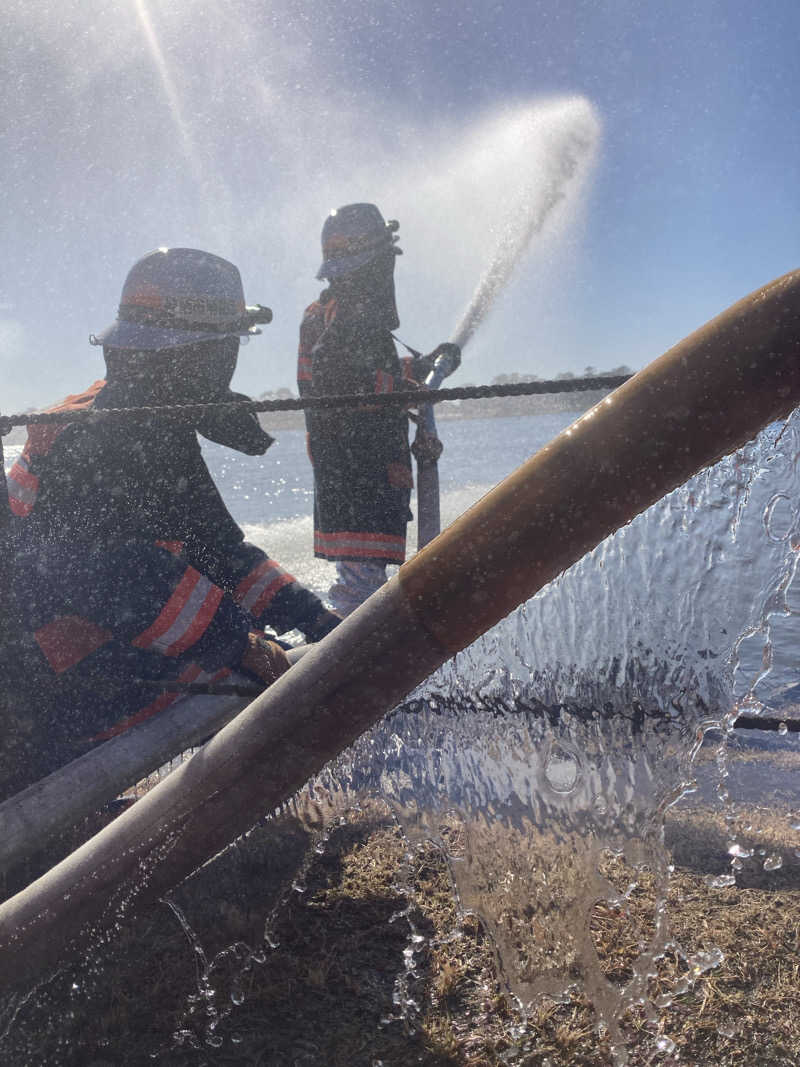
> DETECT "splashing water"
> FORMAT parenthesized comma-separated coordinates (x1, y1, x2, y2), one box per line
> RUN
(284, 409, 800, 1058)
(52, 405, 794, 1063)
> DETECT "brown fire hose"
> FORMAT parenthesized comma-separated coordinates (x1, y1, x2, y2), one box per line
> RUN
(1, 269, 799, 993)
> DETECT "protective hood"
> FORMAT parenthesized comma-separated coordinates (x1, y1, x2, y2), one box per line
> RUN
(329, 250, 400, 331)
(103, 338, 273, 456)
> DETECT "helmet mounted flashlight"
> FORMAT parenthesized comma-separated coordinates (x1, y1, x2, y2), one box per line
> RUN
(242, 304, 273, 334)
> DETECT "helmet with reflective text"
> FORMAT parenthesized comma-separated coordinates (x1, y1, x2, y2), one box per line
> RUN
(90, 247, 270, 351)
(316, 203, 401, 281)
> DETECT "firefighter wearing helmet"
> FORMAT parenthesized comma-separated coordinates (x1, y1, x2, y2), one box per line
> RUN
(2, 248, 340, 798)
(298, 204, 459, 615)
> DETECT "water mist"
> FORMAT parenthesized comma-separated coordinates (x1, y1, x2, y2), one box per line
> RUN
(448, 97, 600, 349)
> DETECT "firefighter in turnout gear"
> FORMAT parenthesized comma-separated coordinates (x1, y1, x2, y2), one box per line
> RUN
(2, 248, 340, 799)
(298, 203, 459, 615)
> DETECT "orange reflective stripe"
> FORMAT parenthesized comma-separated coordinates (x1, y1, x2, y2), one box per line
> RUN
(90, 665, 233, 741)
(234, 559, 296, 618)
(297, 356, 312, 381)
(132, 568, 225, 657)
(375, 369, 394, 394)
(34, 616, 113, 674)
(169, 583, 224, 656)
(43, 381, 105, 414)
(93, 664, 204, 739)
(314, 530, 405, 561)
(7, 457, 39, 516)
(154, 540, 184, 556)
(12, 380, 106, 520)
(132, 568, 200, 650)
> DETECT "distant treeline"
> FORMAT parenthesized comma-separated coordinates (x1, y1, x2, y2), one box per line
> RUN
(489, 364, 633, 386)
(444, 364, 634, 420)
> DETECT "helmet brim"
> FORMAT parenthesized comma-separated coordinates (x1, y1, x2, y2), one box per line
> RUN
(90, 319, 257, 350)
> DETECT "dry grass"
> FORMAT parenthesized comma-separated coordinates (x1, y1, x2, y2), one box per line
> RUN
(3, 764, 800, 1065)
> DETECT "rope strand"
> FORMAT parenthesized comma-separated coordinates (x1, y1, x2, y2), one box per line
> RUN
(0, 375, 632, 433)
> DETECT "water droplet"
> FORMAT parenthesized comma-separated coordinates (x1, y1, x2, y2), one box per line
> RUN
(655, 1036, 676, 1053)
(764, 853, 783, 871)
(728, 843, 753, 859)
(705, 873, 736, 888)
(690, 947, 724, 974)
(543, 743, 580, 793)
(779, 721, 789, 735)
(764, 493, 794, 542)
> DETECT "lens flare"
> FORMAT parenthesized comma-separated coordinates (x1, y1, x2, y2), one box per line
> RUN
(131, 0, 203, 187)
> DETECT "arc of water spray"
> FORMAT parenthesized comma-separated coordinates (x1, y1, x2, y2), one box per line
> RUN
(416, 107, 598, 548)
(450, 117, 596, 349)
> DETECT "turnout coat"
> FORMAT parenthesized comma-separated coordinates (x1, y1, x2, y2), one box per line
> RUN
(2, 378, 331, 794)
(298, 290, 416, 566)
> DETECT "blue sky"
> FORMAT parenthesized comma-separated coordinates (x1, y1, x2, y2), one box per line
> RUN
(2, 0, 798, 412)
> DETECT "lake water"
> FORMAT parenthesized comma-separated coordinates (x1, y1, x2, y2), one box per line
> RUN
(204, 411, 576, 599)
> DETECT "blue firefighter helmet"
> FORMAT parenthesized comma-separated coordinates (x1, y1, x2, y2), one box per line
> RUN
(90, 247, 272, 351)
(316, 203, 402, 281)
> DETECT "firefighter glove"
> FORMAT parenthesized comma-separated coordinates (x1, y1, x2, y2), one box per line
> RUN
(240, 632, 293, 687)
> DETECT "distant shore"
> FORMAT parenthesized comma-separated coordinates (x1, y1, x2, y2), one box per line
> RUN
(256, 387, 609, 432)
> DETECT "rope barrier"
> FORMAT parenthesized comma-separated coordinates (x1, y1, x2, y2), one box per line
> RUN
(0, 375, 631, 434)
(134, 681, 800, 732)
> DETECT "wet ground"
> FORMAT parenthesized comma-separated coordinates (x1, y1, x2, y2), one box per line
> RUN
(3, 740, 800, 1067)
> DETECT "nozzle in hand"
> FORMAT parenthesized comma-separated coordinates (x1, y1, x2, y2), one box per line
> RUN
(430, 342, 461, 378)
(423, 342, 461, 389)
